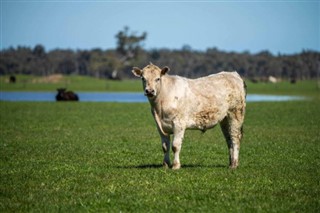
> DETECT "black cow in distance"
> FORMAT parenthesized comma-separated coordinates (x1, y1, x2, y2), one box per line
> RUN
(56, 88, 79, 101)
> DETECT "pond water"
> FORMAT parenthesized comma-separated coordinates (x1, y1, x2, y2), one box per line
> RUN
(0, 91, 305, 103)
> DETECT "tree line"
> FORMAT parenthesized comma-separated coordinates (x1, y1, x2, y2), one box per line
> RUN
(1, 27, 319, 82)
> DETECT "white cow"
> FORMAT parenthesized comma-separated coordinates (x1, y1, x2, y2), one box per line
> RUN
(132, 63, 246, 169)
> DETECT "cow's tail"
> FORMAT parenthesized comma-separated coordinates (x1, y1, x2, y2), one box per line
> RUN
(235, 71, 247, 98)
(243, 79, 247, 98)
(234, 76, 246, 141)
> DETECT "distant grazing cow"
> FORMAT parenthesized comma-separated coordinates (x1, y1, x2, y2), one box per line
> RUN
(290, 78, 296, 84)
(132, 63, 246, 169)
(9, 76, 16, 83)
(56, 88, 79, 101)
(268, 76, 277, 83)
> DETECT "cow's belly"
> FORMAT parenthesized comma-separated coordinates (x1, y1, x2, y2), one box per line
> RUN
(155, 94, 229, 134)
(160, 108, 226, 133)
(189, 107, 227, 131)
(189, 114, 219, 131)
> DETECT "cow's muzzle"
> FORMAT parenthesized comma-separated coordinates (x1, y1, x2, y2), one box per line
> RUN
(145, 89, 155, 98)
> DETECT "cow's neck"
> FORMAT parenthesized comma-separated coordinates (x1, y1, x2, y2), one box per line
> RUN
(149, 93, 168, 136)
(149, 95, 163, 115)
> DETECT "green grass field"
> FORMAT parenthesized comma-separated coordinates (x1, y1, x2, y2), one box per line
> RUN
(0, 75, 142, 92)
(1, 75, 320, 212)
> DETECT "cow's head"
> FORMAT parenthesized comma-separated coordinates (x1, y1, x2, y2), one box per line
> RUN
(57, 88, 66, 94)
(132, 63, 170, 99)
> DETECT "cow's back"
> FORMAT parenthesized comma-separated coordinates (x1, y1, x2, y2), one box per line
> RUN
(188, 71, 245, 105)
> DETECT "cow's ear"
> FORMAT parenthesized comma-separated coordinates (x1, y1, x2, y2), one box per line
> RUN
(161, 66, 170, 76)
(132, 67, 142, 77)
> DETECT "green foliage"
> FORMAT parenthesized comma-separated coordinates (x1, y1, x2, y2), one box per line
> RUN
(1, 99, 320, 212)
(1, 44, 319, 80)
(115, 26, 147, 59)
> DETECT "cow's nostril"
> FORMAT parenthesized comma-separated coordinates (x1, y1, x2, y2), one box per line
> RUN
(145, 89, 154, 94)
(145, 89, 155, 97)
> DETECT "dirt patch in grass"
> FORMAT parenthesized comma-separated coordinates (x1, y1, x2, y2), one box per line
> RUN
(32, 74, 64, 83)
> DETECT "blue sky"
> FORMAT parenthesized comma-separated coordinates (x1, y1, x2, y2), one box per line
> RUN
(1, 1, 319, 54)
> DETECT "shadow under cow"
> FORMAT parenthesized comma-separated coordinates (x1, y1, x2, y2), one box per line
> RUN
(116, 163, 227, 169)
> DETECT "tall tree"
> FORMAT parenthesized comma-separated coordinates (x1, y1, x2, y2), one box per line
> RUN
(115, 26, 147, 62)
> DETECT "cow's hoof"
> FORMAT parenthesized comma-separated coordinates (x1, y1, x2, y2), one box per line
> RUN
(229, 161, 239, 169)
(172, 162, 181, 170)
(163, 162, 170, 169)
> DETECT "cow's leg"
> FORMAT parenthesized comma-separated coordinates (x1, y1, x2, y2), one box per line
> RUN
(161, 134, 171, 168)
(153, 110, 171, 168)
(172, 126, 185, 170)
(220, 114, 243, 169)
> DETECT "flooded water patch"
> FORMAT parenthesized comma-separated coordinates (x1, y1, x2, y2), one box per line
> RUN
(0, 91, 305, 103)
(247, 94, 305, 102)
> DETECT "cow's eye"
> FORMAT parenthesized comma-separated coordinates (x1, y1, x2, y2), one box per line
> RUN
(155, 78, 160, 82)
(141, 77, 146, 82)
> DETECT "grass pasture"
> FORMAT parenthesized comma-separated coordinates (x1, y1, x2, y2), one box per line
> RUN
(0, 74, 142, 92)
(1, 99, 320, 212)
(1, 76, 320, 212)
